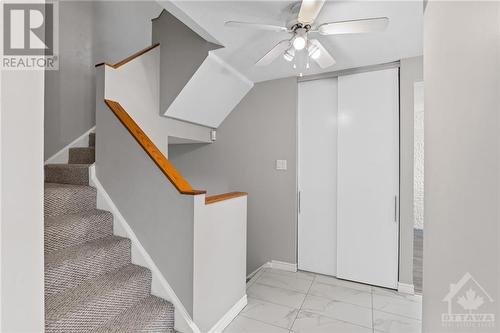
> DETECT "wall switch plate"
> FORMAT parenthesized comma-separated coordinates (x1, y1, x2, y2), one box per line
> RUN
(276, 159, 287, 171)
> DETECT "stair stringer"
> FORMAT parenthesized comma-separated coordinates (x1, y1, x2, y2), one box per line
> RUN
(89, 165, 201, 333)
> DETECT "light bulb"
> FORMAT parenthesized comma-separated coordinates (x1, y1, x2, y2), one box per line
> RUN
(293, 36, 306, 50)
(293, 28, 307, 50)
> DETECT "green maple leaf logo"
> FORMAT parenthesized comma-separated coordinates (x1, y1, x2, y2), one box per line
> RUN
(457, 289, 484, 312)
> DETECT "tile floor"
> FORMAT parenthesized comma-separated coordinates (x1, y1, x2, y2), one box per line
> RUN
(224, 268, 422, 333)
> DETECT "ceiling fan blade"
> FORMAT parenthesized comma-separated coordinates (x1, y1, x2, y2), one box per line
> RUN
(309, 39, 336, 68)
(225, 21, 289, 32)
(255, 40, 292, 66)
(318, 17, 389, 35)
(298, 0, 325, 25)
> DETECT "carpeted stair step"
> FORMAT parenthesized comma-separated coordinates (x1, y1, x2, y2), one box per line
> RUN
(45, 164, 90, 185)
(69, 147, 95, 164)
(89, 132, 95, 147)
(45, 236, 131, 296)
(45, 264, 152, 333)
(45, 183, 97, 217)
(45, 209, 113, 253)
(93, 295, 175, 333)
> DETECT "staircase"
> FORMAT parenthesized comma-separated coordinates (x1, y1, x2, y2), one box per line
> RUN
(44, 132, 175, 332)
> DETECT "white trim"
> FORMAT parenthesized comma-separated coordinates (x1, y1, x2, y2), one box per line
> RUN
(247, 260, 298, 279)
(246, 262, 271, 288)
(89, 165, 201, 333)
(207, 295, 247, 333)
(269, 260, 297, 272)
(245, 260, 298, 289)
(397, 282, 415, 295)
(246, 262, 271, 281)
(45, 127, 95, 164)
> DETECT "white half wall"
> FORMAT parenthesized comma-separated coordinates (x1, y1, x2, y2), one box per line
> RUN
(193, 195, 247, 332)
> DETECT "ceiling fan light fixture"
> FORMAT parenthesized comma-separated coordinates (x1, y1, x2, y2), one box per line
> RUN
(293, 28, 307, 50)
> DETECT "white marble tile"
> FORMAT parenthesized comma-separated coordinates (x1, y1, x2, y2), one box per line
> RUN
(301, 295, 372, 329)
(241, 297, 299, 329)
(264, 268, 316, 281)
(308, 281, 372, 308)
(223, 315, 290, 333)
(291, 310, 372, 333)
(247, 282, 307, 308)
(373, 310, 422, 333)
(257, 271, 314, 293)
(372, 289, 422, 320)
(314, 274, 372, 292)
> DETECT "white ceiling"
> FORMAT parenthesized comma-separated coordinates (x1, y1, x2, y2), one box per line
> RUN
(168, 1, 423, 83)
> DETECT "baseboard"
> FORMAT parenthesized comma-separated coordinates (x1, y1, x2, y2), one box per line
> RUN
(89, 165, 201, 333)
(246, 262, 271, 280)
(269, 260, 297, 272)
(207, 295, 247, 333)
(45, 126, 95, 164)
(246, 260, 297, 288)
(397, 282, 415, 295)
(246, 262, 271, 288)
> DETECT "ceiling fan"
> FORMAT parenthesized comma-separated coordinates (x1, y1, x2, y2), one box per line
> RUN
(225, 0, 389, 69)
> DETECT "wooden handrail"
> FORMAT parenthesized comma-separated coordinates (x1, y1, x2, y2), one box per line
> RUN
(205, 192, 248, 205)
(105, 99, 205, 195)
(95, 43, 160, 69)
(101, 45, 248, 203)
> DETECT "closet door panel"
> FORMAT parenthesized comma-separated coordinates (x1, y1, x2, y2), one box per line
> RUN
(298, 78, 338, 276)
(337, 68, 399, 289)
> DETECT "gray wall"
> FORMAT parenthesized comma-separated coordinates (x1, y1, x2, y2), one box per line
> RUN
(399, 56, 423, 286)
(95, 76, 195, 315)
(169, 78, 298, 273)
(1, 69, 45, 331)
(44, 1, 96, 160)
(423, 1, 499, 331)
(152, 10, 221, 113)
(44, 1, 163, 159)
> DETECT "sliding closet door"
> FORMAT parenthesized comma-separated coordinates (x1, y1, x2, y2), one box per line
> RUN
(298, 78, 338, 276)
(337, 68, 399, 289)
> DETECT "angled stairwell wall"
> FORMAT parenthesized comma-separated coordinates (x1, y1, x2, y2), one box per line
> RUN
(152, 9, 222, 113)
(152, 8, 253, 128)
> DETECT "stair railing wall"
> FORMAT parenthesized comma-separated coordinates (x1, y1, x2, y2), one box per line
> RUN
(96, 63, 197, 317)
(96, 44, 248, 333)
